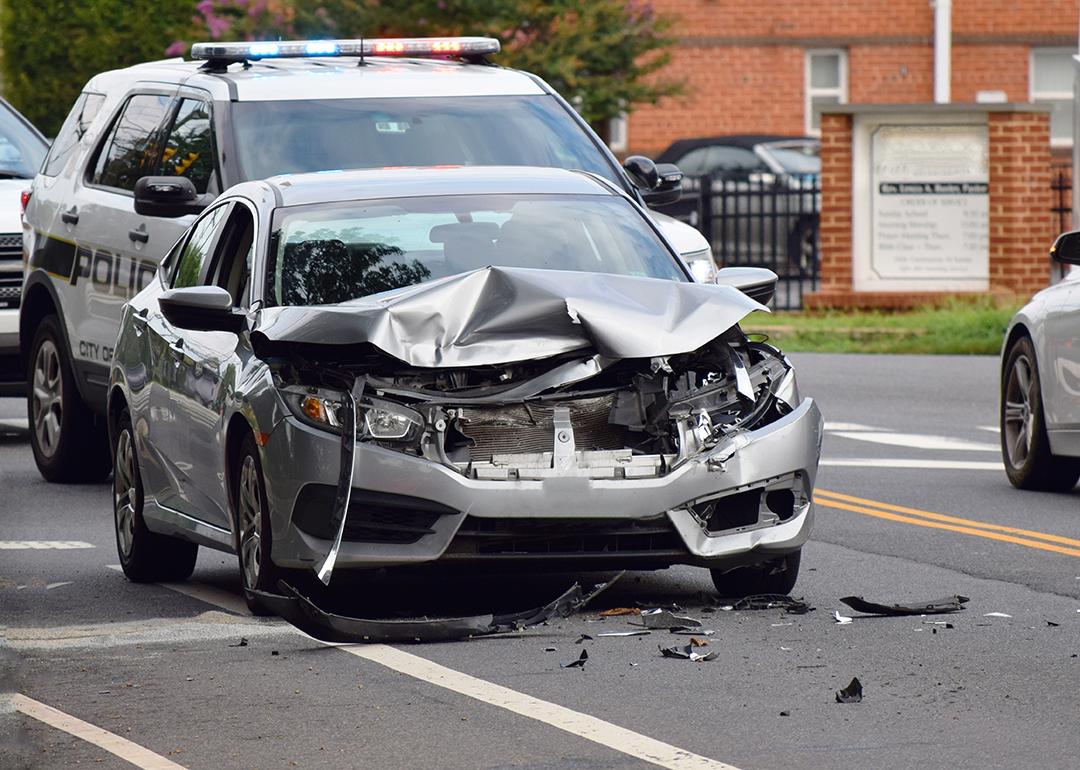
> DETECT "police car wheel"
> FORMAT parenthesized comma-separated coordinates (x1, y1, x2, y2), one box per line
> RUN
(27, 315, 111, 483)
(710, 550, 801, 598)
(113, 408, 198, 582)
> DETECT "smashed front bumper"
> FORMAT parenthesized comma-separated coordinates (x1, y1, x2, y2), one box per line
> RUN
(264, 395, 823, 573)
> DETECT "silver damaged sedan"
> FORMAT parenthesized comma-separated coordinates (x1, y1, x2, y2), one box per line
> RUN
(108, 166, 823, 612)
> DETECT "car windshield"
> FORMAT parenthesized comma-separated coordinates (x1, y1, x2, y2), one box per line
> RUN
(268, 193, 684, 306)
(0, 101, 47, 179)
(233, 95, 621, 186)
(764, 144, 820, 175)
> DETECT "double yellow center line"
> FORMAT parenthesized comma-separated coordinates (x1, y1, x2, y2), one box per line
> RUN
(814, 488, 1080, 558)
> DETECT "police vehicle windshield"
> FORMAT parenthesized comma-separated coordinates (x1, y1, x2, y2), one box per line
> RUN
(233, 96, 620, 185)
(268, 193, 684, 306)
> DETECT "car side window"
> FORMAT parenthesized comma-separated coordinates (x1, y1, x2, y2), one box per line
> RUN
(42, 92, 105, 177)
(705, 146, 767, 178)
(204, 204, 256, 307)
(157, 99, 217, 195)
(171, 204, 230, 289)
(88, 93, 171, 192)
(675, 147, 709, 176)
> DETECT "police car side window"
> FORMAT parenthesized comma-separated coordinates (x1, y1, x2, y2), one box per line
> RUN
(172, 205, 230, 289)
(157, 99, 216, 195)
(42, 92, 105, 177)
(89, 93, 171, 192)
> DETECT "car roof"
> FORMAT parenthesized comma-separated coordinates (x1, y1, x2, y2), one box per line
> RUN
(84, 57, 546, 102)
(235, 166, 619, 208)
(657, 134, 816, 163)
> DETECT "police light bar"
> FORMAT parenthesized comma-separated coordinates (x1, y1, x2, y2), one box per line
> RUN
(190, 37, 500, 63)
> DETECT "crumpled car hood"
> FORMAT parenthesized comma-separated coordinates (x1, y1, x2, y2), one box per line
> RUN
(253, 266, 766, 367)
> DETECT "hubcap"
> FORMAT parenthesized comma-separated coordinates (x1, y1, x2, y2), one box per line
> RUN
(31, 339, 63, 458)
(238, 455, 262, 590)
(1003, 353, 1035, 467)
(114, 429, 137, 559)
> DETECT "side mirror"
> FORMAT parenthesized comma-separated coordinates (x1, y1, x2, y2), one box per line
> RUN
(1050, 230, 1080, 265)
(134, 176, 208, 218)
(712, 266, 778, 306)
(623, 156, 683, 207)
(159, 286, 246, 333)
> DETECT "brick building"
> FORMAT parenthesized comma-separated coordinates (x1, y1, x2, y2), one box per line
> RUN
(622, 0, 1079, 159)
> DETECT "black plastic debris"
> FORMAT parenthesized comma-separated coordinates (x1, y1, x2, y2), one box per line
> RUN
(779, 711, 790, 717)
(840, 595, 968, 616)
(1047, 620, 1060, 627)
(835, 677, 863, 703)
(575, 634, 593, 644)
(658, 644, 718, 662)
(630, 608, 702, 630)
(250, 572, 621, 644)
(561, 649, 588, 669)
(729, 594, 814, 614)
(228, 637, 249, 648)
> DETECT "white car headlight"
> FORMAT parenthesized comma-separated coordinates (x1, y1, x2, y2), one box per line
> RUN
(364, 407, 420, 440)
(685, 248, 717, 283)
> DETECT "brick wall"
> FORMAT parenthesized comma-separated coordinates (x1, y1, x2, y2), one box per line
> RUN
(628, 0, 1077, 154)
(817, 113, 853, 294)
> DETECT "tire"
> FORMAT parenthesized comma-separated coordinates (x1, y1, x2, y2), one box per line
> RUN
(1000, 335, 1080, 491)
(710, 550, 801, 598)
(27, 315, 111, 482)
(113, 408, 198, 582)
(234, 433, 281, 615)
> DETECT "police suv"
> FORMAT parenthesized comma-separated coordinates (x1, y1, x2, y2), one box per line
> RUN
(21, 36, 714, 482)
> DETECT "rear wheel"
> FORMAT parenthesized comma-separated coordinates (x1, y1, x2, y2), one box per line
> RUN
(710, 550, 801, 598)
(235, 433, 280, 614)
(113, 408, 198, 582)
(1001, 335, 1080, 491)
(27, 315, 110, 482)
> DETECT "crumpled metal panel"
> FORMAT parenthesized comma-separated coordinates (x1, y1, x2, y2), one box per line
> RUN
(252, 266, 765, 367)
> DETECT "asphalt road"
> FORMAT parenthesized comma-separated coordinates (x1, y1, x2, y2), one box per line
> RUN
(2, 352, 1079, 770)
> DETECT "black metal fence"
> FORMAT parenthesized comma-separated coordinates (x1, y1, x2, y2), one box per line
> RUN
(1051, 169, 1072, 235)
(663, 174, 821, 309)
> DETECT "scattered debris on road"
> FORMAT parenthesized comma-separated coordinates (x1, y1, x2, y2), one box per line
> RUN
(658, 643, 718, 662)
(835, 677, 863, 703)
(834, 611, 853, 625)
(596, 630, 651, 637)
(1046, 620, 1060, 627)
(727, 594, 814, 614)
(983, 612, 1012, 618)
(630, 608, 702, 630)
(561, 649, 588, 669)
(599, 607, 640, 617)
(228, 637, 249, 647)
(840, 595, 968, 616)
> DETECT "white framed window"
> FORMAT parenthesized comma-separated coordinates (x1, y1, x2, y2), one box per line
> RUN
(805, 49, 848, 137)
(608, 113, 628, 154)
(1030, 47, 1074, 147)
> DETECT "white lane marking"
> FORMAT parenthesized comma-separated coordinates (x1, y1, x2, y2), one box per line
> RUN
(106, 564, 250, 616)
(10, 693, 187, 770)
(829, 431, 999, 452)
(345, 644, 740, 770)
(821, 458, 1002, 470)
(0, 541, 95, 550)
(977, 425, 1000, 434)
(140, 575, 741, 769)
(823, 421, 878, 432)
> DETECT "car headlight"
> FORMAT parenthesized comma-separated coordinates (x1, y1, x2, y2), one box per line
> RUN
(685, 248, 717, 283)
(362, 401, 423, 442)
(281, 387, 347, 432)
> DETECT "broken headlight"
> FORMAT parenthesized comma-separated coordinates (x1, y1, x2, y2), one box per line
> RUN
(280, 386, 347, 432)
(361, 400, 423, 443)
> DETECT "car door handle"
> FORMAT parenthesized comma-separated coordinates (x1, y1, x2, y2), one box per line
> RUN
(60, 208, 79, 225)
(128, 227, 149, 244)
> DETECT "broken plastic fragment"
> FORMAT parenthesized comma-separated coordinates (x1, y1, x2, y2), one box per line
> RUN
(731, 594, 814, 614)
(658, 643, 718, 662)
(561, 649, 588, 669)
(630, 608, 702, 630)
(599, 607, 640, 617)
(834, 611, 853, 625)
(596, 630, 651, 637)
(983, 612, 1012, 618)
(835, 677, 863, 703)
(228, 637, 249, 648)
(840, 595, 968, 616)
(575, 634, 593, 644)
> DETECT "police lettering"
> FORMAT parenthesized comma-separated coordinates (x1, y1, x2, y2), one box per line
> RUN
(70, 247, 156, 297)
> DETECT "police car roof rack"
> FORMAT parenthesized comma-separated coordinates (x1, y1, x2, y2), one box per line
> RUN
(191, 37, 500, 71)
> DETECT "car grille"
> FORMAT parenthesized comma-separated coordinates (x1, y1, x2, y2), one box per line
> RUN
(0, 233, 23, 310)
(457, 394, 627, 462)
(291, 484, 457, 544)
(446, 516, 685, 558)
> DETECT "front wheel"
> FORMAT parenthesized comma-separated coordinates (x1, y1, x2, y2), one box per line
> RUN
(113, 408, 198, 582)
(1000, 336, 1080, 491)
(710, 550, 801, 598)
(27, 315, 110, 482)
(234, 433, 281, 614)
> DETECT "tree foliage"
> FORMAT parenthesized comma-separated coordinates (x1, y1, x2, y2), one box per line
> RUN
(0, 0, 192, 135)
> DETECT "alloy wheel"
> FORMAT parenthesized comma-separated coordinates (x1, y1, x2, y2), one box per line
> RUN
(238, 455, 262, 590)
(114, 428, 137, 559)
(32, 339, 63, 458)
(1003, 353, 1035, 467)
